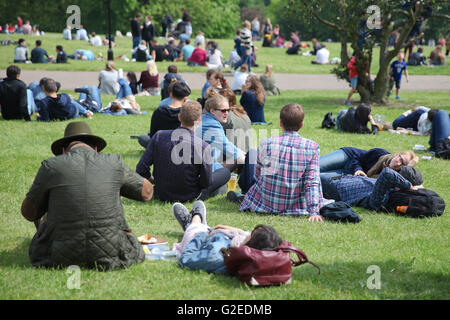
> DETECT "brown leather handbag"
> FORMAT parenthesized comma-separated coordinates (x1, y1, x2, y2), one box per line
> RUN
(222, 240, 320, 286)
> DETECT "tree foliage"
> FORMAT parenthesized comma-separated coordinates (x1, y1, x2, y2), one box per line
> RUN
(0, 0, 241, 38)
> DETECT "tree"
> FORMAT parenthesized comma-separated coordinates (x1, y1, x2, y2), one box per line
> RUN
(286, 0, 450, 104)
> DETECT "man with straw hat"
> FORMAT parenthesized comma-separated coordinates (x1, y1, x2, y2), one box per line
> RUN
(21, 121, 153, 270)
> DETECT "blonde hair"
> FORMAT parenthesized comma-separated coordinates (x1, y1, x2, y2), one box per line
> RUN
(205, 94, 228, 113)
(243, 20, 251, 29)
(105, 61, 116, 71)
(399, 150, 419, 167)
(147, 60, 158, 76)
(264, 64, 274, 78)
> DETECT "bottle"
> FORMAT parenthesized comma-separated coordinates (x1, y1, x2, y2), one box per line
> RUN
(145, 247, 162, 260)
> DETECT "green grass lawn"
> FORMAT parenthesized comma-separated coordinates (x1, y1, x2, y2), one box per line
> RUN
(0, 89, 449, 300)
(1, 32, 449, 75)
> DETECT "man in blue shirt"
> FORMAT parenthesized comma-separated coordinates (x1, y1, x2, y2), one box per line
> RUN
(388, 52, 409, 100)
(31, 40, 53, 63)
(180, 39, 195, 61)
(321, 166, 423, 211)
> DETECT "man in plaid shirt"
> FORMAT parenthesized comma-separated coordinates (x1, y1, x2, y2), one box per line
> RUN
(240, 103, 324, 221)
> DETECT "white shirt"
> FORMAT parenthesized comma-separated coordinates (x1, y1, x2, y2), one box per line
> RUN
(232, 72, 249, 91)
(90, 36, 102, 47)
(315, 48, 330, 64)
(208, 49, 223, 66)
(416, 106, 431, 135)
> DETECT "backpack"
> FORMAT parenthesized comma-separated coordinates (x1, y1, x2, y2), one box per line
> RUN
(435, 137, 450, 160)
(136, 48, 148, 62)
(320, 201, 361, 223)
(223, 241, 320, 286)
(321, 112, 336, 129)
(380, 188, 445, 218)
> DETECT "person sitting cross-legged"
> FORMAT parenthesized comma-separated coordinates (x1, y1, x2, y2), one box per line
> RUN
(136, 101, 221, 202)
(237, 103, 324, 222)
(21, 121, 153, 269)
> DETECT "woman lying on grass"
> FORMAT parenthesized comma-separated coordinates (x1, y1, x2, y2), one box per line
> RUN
(172, 200, 282, 274)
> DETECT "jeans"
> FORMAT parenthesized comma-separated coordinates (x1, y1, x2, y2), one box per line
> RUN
(319, 149, 350, 179)
(320, 176, 342, 201)
(116, 79, 133, 99)
(234, 53, 253, 72)
(132, 36, 141, 49)
(238, 149, 257, 194)
(429, 110, 450, 149)
(70, 99, 89, 116)
(77, 85, 102, 109)
(27, 89, 37, 115)
(28, 82, 46, 102)
(336, 110, 347, 131)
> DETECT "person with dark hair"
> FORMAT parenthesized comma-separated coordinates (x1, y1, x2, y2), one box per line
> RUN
(31, 40, 53, 63)
(37, 78, 93, 121)
(138, 80, 191, 148)
(0, 65, 31, 121)
(160, 65, 184, 100)
(172, 201, 282, 274)
(126, 71, 139, 95)
(137, 101, 214, 202)
(407, 47, 426, 66)
(141, 15, 154, 46)
(179, 38, 194, 61)
(130, 13, 142, 49)
(207, 41, 224, 71)
(55, 45, 67, 63)
(238, 104, 324, 221)
(14, 39, 29, 63)
(161, 13, 173, 38)
(336, 103, 378, 134)
(21, 121, 153, 269)
(390, 107, 438, 135)
(321, 166, 424, 211)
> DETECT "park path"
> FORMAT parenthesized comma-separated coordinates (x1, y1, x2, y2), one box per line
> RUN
(1, 70, 449, 91)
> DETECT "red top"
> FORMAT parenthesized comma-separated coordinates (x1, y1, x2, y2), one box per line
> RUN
(139, 71, 159, 90)
(347, 56, 358, 78)
(187, 48, 207, 66)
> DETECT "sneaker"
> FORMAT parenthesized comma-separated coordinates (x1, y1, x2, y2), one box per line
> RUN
(396, 96, 401, 100)
(172, 203, 191, 231)
(344, 100, 352, 106)
(226, 191, 245, 204)
(190, 200, 207, 226)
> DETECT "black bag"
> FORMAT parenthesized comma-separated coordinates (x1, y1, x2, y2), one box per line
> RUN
(435, 137, 450, 160)
(320, 201, 361, 223)
(381, 188, 445, 218)
(321, 112, 336, 129)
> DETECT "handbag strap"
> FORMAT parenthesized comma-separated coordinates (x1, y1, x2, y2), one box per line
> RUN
(278, 241, 321, 274)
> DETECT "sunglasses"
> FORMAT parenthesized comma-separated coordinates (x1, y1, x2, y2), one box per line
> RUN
(215, 108, 230, 113)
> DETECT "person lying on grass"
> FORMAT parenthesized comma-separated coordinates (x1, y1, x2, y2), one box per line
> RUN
(321, 166, 423, 211)
(172, 200, 282, 274)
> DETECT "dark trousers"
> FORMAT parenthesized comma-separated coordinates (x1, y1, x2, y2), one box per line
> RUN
(199, 167, 231, 200)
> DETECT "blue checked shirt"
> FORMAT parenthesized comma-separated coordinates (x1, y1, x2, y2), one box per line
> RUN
(240, 132, 323, 216)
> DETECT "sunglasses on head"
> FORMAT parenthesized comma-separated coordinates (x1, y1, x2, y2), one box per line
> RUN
(215, 108, 230, 113)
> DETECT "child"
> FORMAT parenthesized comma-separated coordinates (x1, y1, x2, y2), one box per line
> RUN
(172, 201, 282, 274)
(388, 52, 409, 100)
(345, 54, 358, 106)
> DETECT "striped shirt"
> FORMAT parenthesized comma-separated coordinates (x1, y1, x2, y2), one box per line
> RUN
(240, 132, 323, 216)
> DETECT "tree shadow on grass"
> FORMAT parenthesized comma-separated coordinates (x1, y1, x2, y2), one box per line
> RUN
(213, 258, 449, 299)
(0, 237, 32, 269)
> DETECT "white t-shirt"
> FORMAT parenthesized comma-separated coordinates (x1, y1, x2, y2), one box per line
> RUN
(232, 72, 249, 91)
(90, 36, 102, 47)
(315, 48, 330, 64)
(416, 106, 431, 135)
(208, 50, 223, 66)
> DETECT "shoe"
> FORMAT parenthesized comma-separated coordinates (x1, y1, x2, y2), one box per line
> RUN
(396, 96, 401, 100)
(344, 100, 352, 106)
(387, 90, 392, 97)
(172, 203, 191, 231)
(191, 200, 207, 226)
(226, 191, 245, 204)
